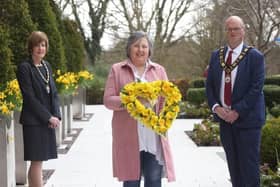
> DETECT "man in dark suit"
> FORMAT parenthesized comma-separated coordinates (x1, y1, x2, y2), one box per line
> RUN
(206, 16, 265, 187)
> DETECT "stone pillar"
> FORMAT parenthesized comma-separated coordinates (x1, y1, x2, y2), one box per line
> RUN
(55, 95, 64, 146)
(14, 111, 27, 185)
(72, 87, 85, 119)
(66, 96, 73, 134)
(0, 113, 16, 187)
(61, 96, 68, 140)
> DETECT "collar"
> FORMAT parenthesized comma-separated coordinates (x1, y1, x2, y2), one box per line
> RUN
(227, 41, 244, 55)
(121, 59, 156, 69)
(219, 42, 252, 73)
(28, 58, 45, 68)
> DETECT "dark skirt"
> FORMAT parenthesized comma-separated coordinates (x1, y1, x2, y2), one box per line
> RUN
(22, 125, 57, 161)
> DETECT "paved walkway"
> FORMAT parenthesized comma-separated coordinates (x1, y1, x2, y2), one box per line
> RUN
(42, 105, 231, 187)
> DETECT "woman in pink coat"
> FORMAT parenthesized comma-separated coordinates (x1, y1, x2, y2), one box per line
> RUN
(103, 31, 175, 187)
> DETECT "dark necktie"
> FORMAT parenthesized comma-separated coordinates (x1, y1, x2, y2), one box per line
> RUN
(224, 50, 233, 106)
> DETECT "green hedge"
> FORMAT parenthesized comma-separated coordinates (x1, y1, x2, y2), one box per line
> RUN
(189, 78, 206, 88)
(260, 117, 280, 171)
(264, 85, 280, 109)
(86, 77, 105, 104)
(265, 75, 280, 86)
(27, 0, 66, 72)
(184, 105, 210, 119)
(186, 87, 206, 105)
(86, 63, 108, 104)
(270, 105, 280, 118)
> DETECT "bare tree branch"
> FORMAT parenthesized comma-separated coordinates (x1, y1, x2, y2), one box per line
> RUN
(67, 0, 109, 64)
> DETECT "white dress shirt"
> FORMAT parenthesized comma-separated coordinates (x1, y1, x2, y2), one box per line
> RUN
(129, 60, 165, 166)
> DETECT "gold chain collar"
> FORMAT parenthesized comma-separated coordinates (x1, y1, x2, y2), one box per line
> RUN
(35, 60, 50, 93)
(35, 60, 50, 84)
(219, 46, 252, 73)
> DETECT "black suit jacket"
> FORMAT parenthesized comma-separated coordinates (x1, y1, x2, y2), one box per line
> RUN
(16, 59, 61, 126)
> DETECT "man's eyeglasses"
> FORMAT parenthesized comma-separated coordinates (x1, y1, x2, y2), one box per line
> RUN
(225, 27, 243, 32)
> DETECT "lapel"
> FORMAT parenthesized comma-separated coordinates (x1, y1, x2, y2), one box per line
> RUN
(232, 45, 247, 97)
(216, 46, 227, 93)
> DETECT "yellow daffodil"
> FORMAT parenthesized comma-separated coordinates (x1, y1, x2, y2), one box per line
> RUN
(120, 80, 182, 136)
(56, 72, 79, 96)
(1, 79, 22, 115)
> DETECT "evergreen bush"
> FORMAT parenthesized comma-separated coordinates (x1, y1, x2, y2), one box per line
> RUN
(263, 85, 280, 109)
(265, 75, 280, 86)
(49, 1, 85, 72)
(0, 25, 14, 84)
(261, 117, 280, 170)
(270, 105, 280, 118)
(86, 77, 105, 104)
(27, 0, 66, 72)
(62, 19, 85, 72)
(86, 63, 109, 104)
(184, 103, 211, 119)
(186, 87, 206, 105)
(0, 0, 36, 66)
(189, 78, 206, 88)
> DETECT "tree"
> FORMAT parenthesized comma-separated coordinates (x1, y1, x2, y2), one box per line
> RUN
(192, 0, 280, 75)
(27, 0, 67, 71)
(50, 0, 85, 71)
(192, 0, 229, 73)
(0, 25, 14, 84)
(58, 0, 109, 65)
(62, 18, 85, 71)
(213, 0, 280, 56)
(109, 0, 210, 62)
(0, 0, 36, 66)
(233, 0, 280, 56)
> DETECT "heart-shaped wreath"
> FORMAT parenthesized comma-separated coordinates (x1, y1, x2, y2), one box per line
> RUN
(120, 80, 182, 136)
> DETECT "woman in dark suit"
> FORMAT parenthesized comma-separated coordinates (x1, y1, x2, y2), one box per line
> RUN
(16, 31, 61, 187)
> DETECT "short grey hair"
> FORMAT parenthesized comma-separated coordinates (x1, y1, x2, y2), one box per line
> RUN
(126, 31, 153, 58)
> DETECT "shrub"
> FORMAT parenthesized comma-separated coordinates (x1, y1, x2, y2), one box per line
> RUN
(0, 0, 36, 66)
(0, 25, 14, 84)
(270, 105, 280, 118)
(186, 87, 206, 105)
(265, 75, 280, 86)
(62, 19, 85, 72)
(27, 0, 67, 72)
(86, 76, 105, 104)
(261, 117, 280, 170)
(189, 78, 206, 88)
(264, 85, 280, 109)
(188, 118, 220, 146)
(183, 103, 211, 119)
(260, 163, 280, 187)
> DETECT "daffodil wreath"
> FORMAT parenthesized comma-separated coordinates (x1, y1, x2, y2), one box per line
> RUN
(120, 80, 182, 136)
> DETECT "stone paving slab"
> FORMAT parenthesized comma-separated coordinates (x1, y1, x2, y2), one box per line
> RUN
(39, 105, 231, 187)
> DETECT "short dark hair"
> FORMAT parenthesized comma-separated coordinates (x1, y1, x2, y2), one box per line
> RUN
(27, 31, 49, 55)
(126, 31, 153, 58)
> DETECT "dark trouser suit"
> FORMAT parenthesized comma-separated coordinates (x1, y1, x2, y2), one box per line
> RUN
(220, 123, 261, 187)
(123, 151, 163, 187)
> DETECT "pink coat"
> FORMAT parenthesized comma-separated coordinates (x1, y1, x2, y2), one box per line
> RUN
(103, 60, 176, 182)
